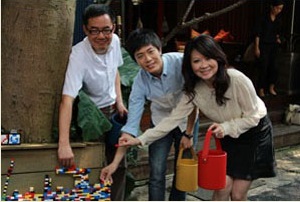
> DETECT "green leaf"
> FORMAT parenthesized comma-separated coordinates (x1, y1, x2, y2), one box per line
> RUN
(119, 47, 140, 87)
(77, 91, 112, 141)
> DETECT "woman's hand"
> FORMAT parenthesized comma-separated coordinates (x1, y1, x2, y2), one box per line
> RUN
(208, 123, 225, 138)
(118, 134, 141, 147)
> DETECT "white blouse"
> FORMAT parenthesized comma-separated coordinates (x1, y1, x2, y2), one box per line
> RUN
(138, 68, 267, 146)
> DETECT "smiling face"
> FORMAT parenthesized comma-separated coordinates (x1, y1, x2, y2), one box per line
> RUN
(134, 44, 163, 77)
(83, 14, 115, 54)
(190, 49, 218, 87)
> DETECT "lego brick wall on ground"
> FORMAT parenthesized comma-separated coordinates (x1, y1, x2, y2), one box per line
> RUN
(1, 142, 105, 194)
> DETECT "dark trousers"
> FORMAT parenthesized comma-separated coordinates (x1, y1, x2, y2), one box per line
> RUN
(105, 143, 127, 201)
(257, 43, 279, 90)
(101, 106, 127, 201)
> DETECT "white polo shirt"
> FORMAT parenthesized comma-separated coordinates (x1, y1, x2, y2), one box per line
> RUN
(62, 34, 123, 108)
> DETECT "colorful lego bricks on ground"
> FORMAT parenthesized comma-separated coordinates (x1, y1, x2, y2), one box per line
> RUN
(2, 161, 111, 201)
(2, 159, 15, 199)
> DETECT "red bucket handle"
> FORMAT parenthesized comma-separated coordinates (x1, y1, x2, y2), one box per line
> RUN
(201, 130, 223, 161)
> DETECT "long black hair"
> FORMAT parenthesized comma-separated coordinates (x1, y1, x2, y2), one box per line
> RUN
(182, 35, 230, 106)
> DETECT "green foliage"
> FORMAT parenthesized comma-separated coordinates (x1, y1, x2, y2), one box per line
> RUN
(125, 171, 136, 200)
(77, 91, 112, 141)
(126, 146, 139, 166)
(119, 47, 140, 107)
(118, 47, 140, 87)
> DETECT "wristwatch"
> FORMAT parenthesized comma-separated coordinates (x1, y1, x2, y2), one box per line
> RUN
(183, 131, 193, 139)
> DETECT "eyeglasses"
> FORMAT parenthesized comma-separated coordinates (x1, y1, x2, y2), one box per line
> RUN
(87, 27, 114, 36)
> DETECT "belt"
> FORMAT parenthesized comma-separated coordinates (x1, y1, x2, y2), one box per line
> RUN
(100, 104, 115, 119)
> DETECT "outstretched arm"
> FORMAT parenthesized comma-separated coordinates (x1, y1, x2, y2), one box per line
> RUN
(118, 133, 142, 147)
(115, 71, 128, 117)
(58, 95, 75, 168)
(100, 146, 127, 183)
(100, 133, 132, 182)
(119, 94, 195, 147)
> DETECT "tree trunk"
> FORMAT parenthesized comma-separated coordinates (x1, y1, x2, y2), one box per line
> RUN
(1, 0, 76, 143)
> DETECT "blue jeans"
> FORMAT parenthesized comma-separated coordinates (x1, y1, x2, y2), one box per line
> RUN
(148, 126, 186, 201)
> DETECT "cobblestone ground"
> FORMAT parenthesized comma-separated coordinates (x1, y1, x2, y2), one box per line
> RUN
(247, 145, 300, 201)
(126, 144, 300, 201)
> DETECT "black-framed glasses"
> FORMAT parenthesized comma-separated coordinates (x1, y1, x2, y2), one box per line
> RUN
(87, 27, 114, 36)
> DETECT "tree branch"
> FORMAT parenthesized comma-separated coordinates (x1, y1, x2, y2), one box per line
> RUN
(104, 0, 113, 6)
(162, 0, 249, 46)
(181, 0, 195, 23)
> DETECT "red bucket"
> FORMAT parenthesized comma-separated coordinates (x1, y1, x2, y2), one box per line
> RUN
(198, 130, 227, 190)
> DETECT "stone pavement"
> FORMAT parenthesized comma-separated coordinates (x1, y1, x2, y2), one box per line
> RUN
(126, 144, 300, 201)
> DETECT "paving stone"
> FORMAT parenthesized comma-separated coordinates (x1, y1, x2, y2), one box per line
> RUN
(127, 145, 300, 201)
(248, 180, 300, 201)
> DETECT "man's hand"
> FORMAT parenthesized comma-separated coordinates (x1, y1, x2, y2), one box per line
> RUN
(58, 144, 75, 168)
(115, 102, 128, 118)
(100, 163, 118, 183)
(180, 136, 193, 149)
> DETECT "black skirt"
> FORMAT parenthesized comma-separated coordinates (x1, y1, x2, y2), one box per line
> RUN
(221, 115, 277, 180)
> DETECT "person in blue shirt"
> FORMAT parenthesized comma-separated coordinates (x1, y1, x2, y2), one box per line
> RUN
(100, 28, 198, 201)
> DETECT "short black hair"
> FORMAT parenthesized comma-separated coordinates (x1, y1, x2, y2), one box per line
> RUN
(270, 0, 284, 6)
(82, 4, 116, 26)
(125, 28, 161, 61)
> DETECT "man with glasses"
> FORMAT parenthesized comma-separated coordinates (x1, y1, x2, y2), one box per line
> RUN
(58, 4, 127, 201)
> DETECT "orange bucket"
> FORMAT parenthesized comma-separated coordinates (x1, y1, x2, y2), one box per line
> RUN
(198, 130, 227, 190)
(176, 147, 198, 192)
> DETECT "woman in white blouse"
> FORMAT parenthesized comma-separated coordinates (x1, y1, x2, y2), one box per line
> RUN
(119, 34, 276, 200)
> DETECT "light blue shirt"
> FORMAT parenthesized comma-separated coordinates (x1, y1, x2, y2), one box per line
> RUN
(121, 52, 187, 137)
